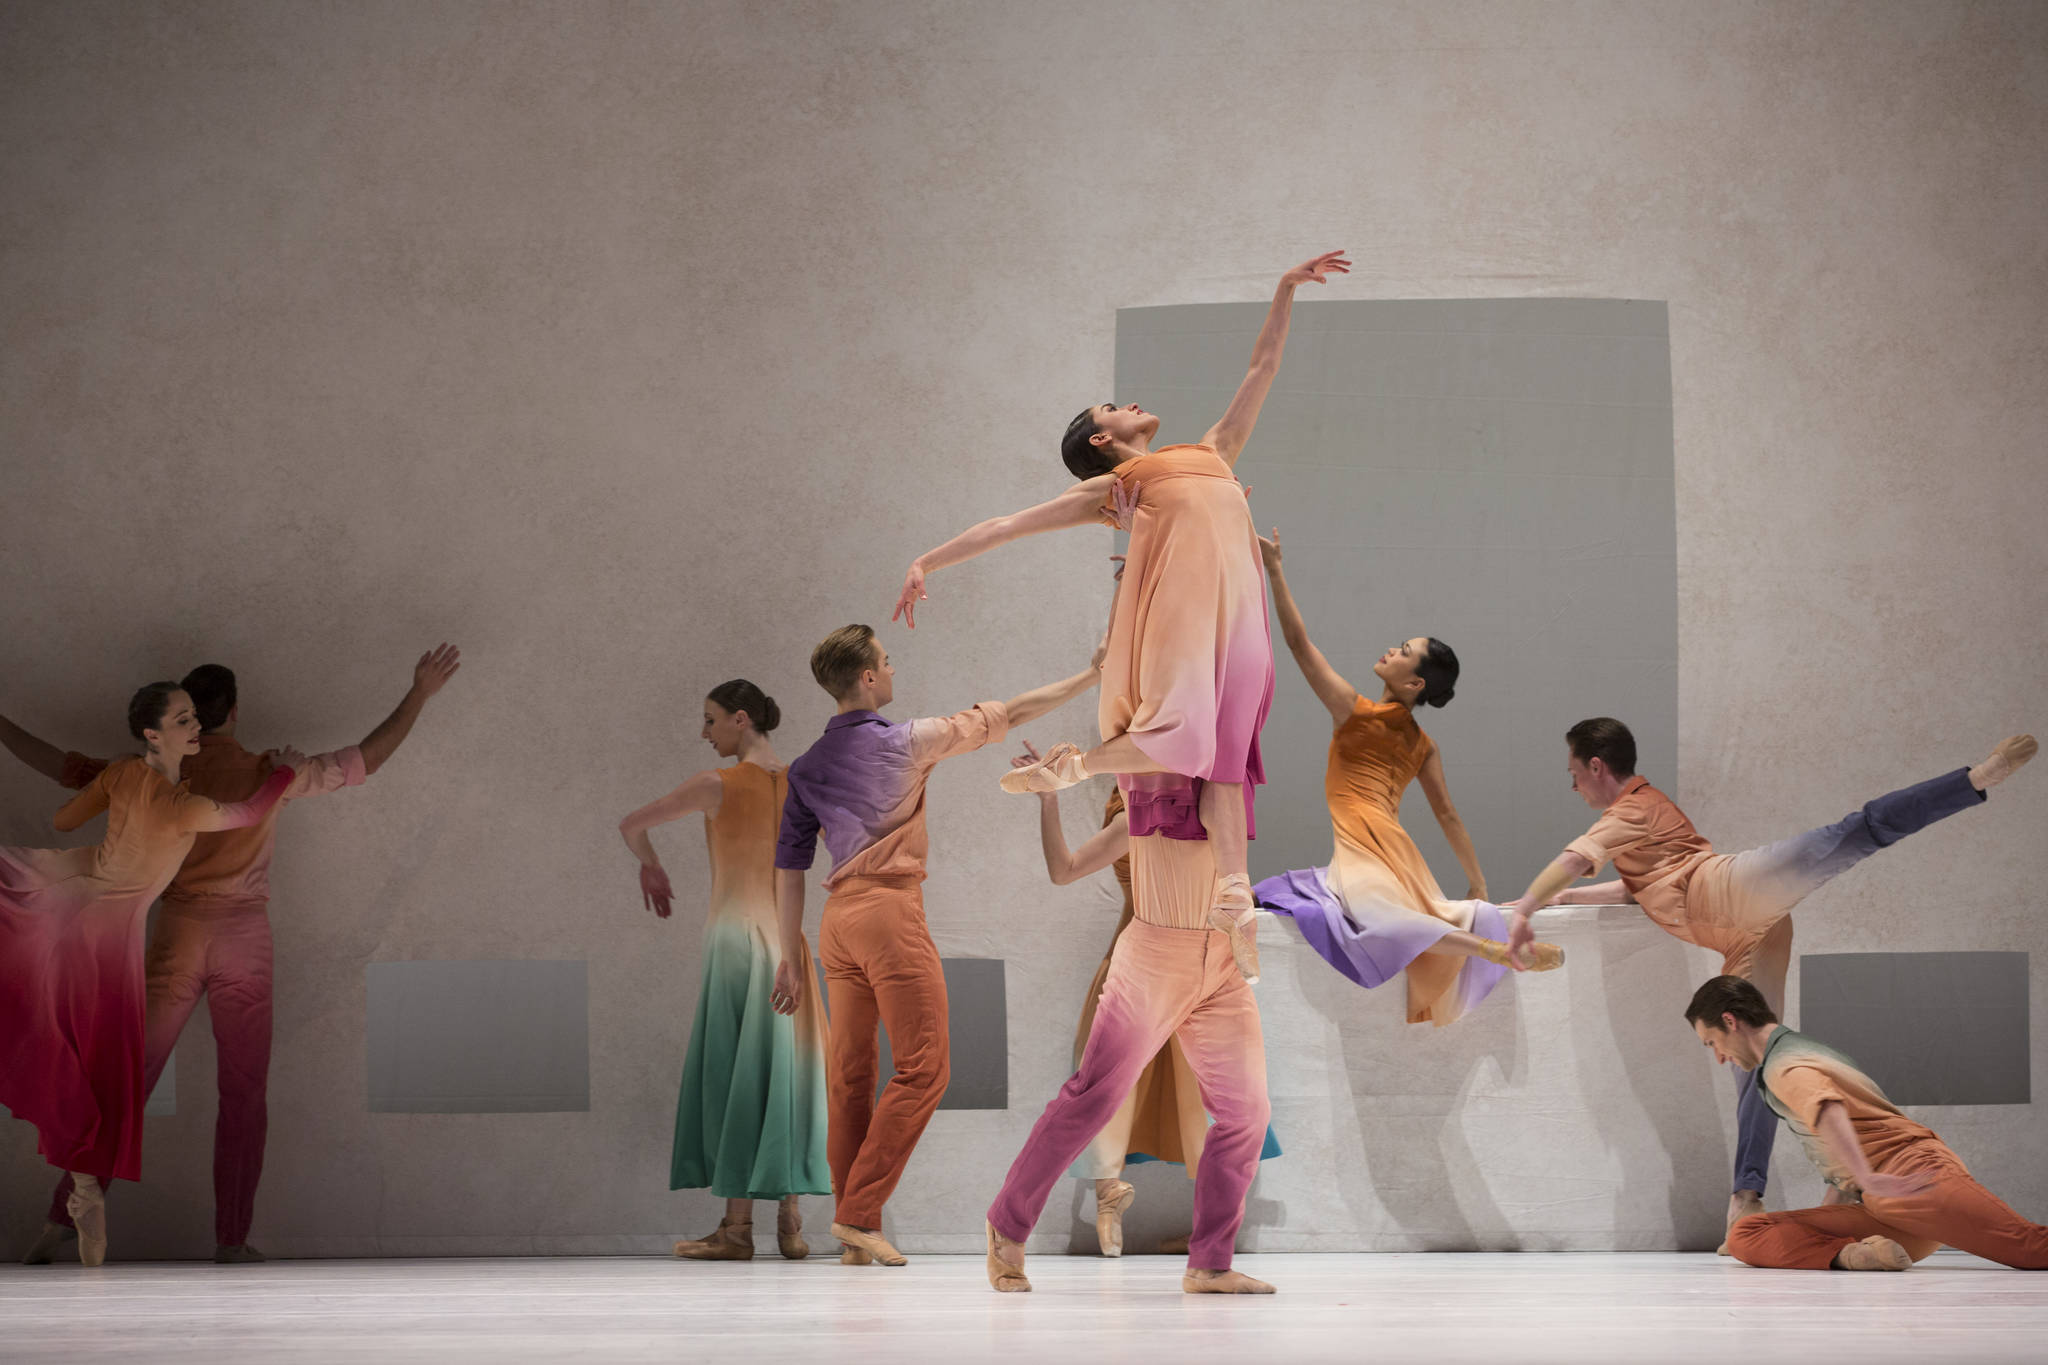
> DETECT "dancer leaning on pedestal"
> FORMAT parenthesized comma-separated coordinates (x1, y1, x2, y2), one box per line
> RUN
(0, 684, 300, 1267)
(1248, 529, 1560, 1023)
(618, 680, 830, 1263)
(1503, 718, 2035, 1249)
(1687, 976, 2048, 1271)
(892, 252, 1350, 981)
(1015, 745, 1282, 1258)
(770, 626, 1097, 1268)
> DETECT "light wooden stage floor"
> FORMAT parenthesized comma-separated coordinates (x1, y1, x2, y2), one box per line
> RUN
(6, 1251, 2045, 1363)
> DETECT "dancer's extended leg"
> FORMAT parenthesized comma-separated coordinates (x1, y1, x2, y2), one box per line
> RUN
(204, 907, 273, 1255)
(1173, 937, 1273, 1293)
(1724, 915, 1793, 1245)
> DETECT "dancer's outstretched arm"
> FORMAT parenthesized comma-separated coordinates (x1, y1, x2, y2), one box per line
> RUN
(1202, 251, 1350, 468)
(1015, 744, 1130, 884)
(1415, 750, 1487, 901)
(0, 711, 74, 785)
(1501, 851, 1595, 967)
(618, 769, 724, 918)
(1548, 878, 1632, 906)
(358, 644, 462, 775)
(1003, 665, 1100, 729)
(1258, 529, 1357, 723)
(894, 478, 1113, 628)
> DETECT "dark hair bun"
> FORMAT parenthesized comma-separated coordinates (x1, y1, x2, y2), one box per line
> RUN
(706, 678, 780, 734)
(127, 680, 183, 741)
(757, 694, 781, 734)
(1423, 684, 1454, 709)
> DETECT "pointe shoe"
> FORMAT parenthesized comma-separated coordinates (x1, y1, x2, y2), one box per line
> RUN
(998, 743, 1089, 794)
(985, 1220, 1031, 1292)
(830, 1222, 907, 1267)
(22, 1221, 74, 1265)
(1477, 939, 1565, 971)
(776, 1198, 810, 1260)
(1719, 1192, 1764, 1256)
(1208, 875, 1260, 983)
(1158, 1232, 1191, 1256)
(1971, 734, 2037, 791)
(1094, 1180, 1136, 1257)
(65, 1175, 107, 1268)
(1835, 1235, 1913, 1271)
(213, 1244, 266, 1265)
(1183, 1268, 1275, 1294)
(839, 1245, 873, 1265)
(673, 1218, 754, 1261)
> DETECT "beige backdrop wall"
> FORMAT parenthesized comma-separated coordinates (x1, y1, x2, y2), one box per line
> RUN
(3, 1, 2042, 1256)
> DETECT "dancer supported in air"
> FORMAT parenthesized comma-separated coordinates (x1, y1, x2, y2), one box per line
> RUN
(1504, 718, 2035, 1246)
(0, 684, 302, 1267)
(1014, 743, 1281, 1257)
(618, 679, 829, 1262)
(771, 625, 1098, 1268)
(5, 646, 460, 1265)
(1249, 530, 1560, 1023)
(893, 251, 1350, 983)
(1687, 975, 2047, 1271)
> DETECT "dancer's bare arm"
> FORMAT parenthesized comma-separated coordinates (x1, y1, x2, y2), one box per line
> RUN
(1502, 851, 1596, 968)
(894, 478, 1115, 628)
(1416, 750, 1487, 901)
(1258, 529, 1357, 724)
(770, 869, 808, 1015)
(1202, 251, 1350, 467)
(1811, 1101, 1933, 1201)
(0, 711, 75, 785)
(1016, 744, 1130, 884)
(618, 770, 723, 917)
(359, 644, 462, 775)
(1548, 879, 1633, 906)
(1004, 666, 1100, 729)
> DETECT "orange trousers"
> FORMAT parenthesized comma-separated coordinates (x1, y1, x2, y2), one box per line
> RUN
(1729, 1145, 2048, 1270)
(818, 877, 949, 1229)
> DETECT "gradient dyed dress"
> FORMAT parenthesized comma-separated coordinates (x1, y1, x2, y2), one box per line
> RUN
(1098, 443, 1274, 834)
(1254, 696, 1508, 1026)
(669, 762, 831, 1199)
(0, 757, 289, 1181)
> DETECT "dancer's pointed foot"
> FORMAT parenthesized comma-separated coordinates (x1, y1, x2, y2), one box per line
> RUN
(22, 1222, 74, 1265)
(1834, 1235, 1912, 1271)
(1210, 874, 1260, 983)
(830, 1222, 906, 1266)
(999, 742, 1090, 794)
(1477, 938, 1564, 971)
(213, 1244, 266, 1265)
(66, 1175, 106, 1268)
(1183, 1267, 1275, 1294)
(1970, 734, 2037, 792)
(1158, 1232, 1191, 1256)
(985, 1220, 1031, 1292)
(674, 1218, 754, 1261)
(838, 1245, 873, 1265)
(1718, 1191, 1764, 1256)
(1093, 1179, 1136, 1257)
(776, 1195, 809, 1260)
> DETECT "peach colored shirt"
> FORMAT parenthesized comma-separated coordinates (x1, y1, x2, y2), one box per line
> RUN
(1563, 775, 1715, 944)
(1760, 1027, 1948, 1190)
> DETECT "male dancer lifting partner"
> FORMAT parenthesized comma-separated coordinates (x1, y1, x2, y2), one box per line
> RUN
(1503, 717, 2035, 1247)
(1688, 975, 2047, 1271)
(4, 644, 462, 1263)
(770, 625, 1097, 1268)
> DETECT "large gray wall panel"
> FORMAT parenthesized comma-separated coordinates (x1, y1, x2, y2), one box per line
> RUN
(367, 961, 590, 1114)
(1801, 952, 2030, 1106)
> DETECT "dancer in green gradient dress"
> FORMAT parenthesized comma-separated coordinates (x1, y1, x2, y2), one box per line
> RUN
(619, 680, 830, 1261)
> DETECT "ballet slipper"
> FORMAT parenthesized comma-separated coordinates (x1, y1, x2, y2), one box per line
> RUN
(985, 1220, 1031, 1293)
(830, 1222, 907, 1267)
(1834, 1236, 1912, 1271)
(1476, 939, 1564, 972)
(22, 1221, 74, 1265)
(1158, 1232, 1191, 1256)
(1718, 1191, 1764, 1256)
(776, 1196, 809, 1260)
(1970, 734, 2037, 791)
(1208, 874, 1260, 983)
(673, 1218, 754, 1261)
(1183, 1267, 1275, 1294)
(1094, 1179, 1136, 1257)
(213, 1244, 266, 1264)
(838, 1245, 873, 1265)
(998, 742, 1090, 794)
(66, 1174, 107, 1268)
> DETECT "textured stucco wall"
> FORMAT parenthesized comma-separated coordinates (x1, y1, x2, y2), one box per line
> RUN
(3, 1, 2042, 1256)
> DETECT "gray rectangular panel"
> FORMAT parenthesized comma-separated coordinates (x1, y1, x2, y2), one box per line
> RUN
(1800, 952, 2029, 1106)
(366, 960, 590, 1113)
(852, 957, 1007, 1111)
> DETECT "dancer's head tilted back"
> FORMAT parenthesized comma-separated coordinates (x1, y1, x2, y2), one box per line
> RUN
(1061, 402, 1160, 479)
(702, 678, 781, 758)
(1374, 637, 1459, 709)
(128, 682, 200, 758)
(1565, 716, 1636, 809)
(810, 625, 894, 712)
(1684, 975, 1779, 1070)
(180, 664, 237, 734)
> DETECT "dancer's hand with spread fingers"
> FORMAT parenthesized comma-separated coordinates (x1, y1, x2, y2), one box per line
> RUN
(770, 957, 804, 1016)
(639, 863, 674, 918)
(893, 560, 928, 629)
(1280, 251, 1352, 288)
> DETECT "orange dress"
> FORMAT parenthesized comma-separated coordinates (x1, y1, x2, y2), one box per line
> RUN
(0, 757, 291, 1179)
(1254, 696, 1509, 1026)
(1097, 443, 1274, 835)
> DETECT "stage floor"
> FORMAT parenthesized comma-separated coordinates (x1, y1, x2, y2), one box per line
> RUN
(5, 1251, 2045, 1363)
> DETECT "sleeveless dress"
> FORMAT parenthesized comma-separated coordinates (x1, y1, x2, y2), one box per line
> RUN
(0, 758, 280, 1179)
(1254, 696, 1509, 1026)
(669, 762, 832, 1198)
(1097, 443, 1274, 837)
(1070, 790, 1281, 1179)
